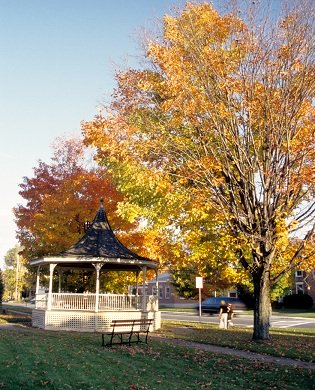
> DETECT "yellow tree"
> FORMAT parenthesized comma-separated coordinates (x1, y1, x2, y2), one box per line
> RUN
(3, 245, 28, 301)
(83, 1, 315, 340)
(84, 112, 241, 285)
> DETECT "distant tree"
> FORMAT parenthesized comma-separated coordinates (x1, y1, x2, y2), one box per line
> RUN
(3, 245, 27, 301)
(170, 265, 199, 299)
(4, 245, 20, 268)
(2, 269, 15, 300)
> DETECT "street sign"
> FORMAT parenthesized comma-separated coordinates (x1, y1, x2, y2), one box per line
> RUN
(196, 277, 203, 289)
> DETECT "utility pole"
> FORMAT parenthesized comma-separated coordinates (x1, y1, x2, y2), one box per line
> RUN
(14, 246, 24, 301)
(14, 251, 20, 301)
(196, 277, 203, 322)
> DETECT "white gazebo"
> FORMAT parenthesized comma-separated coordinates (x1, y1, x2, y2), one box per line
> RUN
(30, 199, 160, 332)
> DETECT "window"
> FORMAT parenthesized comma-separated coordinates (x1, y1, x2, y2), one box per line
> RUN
(295, 270, 303, 277)
(159, 287, 163, 299)
(165, 286, 170, 299)
(295, 282, 304, 294)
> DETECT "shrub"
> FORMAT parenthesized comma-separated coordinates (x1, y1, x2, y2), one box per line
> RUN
(236, 284, 254, 309)
(283, 293, 313, 309)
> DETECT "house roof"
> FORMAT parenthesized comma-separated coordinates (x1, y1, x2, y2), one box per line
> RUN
(30, 199, 158, 271)
(147, 272, 170, 283)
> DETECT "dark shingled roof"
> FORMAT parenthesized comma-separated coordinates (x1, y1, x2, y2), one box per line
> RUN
(30, 199, 158, 271)
(60, 199, 149, 261)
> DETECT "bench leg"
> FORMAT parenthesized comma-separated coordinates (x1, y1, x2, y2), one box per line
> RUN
(128, 331, 133, 345)
(104, 332, 116, 347)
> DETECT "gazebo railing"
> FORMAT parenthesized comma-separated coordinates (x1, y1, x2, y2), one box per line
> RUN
(51, 293, 96, 310)
(98, 294, 142, 310)
(35, 293, 158, 311)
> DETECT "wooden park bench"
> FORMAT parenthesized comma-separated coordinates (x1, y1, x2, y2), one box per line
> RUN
(102, 318, 153, 347)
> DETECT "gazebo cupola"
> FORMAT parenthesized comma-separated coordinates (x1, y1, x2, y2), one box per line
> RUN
(30, 199, 160, 332)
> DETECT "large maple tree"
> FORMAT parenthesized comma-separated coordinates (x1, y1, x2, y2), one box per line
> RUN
(83, 1, 315, 340)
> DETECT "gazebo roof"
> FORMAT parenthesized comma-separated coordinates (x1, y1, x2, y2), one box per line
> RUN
(30, 199, 158, 271)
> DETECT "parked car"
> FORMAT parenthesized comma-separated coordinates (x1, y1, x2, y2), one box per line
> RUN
(200, 296, 247, 314)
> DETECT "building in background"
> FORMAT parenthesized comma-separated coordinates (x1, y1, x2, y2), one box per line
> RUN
(135, 271, 239, 308)
(134, 272, 196, 308)
(294, 270, 315, 302)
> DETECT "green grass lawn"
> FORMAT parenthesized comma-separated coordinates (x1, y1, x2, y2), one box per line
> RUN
(0, 328, 314, 390)
(0, 312, 315, 389)
(2, 303, 33, 315)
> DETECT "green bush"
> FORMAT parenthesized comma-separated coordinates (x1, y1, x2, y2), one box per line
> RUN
(283, 293, 313, 309)
(236, 284, 254, 309)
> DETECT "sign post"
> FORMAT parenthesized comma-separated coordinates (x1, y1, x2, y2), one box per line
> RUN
(195, 277, 203, 321)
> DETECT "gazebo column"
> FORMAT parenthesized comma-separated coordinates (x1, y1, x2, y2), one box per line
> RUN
(135, 271, 139, 295)
(35, 266, 41, 295)
(35, 266, 41, 309)
(142, 266, 147, 311)
(47, 263, 57, 310)
(135, 271, 139, 309)
(93, 263, 103, 313)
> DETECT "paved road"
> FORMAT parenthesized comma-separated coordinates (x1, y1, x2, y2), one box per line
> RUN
(161, 311, 315, 329)
(5, 303, 315, 329)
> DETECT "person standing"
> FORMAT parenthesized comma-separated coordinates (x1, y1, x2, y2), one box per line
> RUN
(219, 300, 228, 329)
(227, 303, 234, 328)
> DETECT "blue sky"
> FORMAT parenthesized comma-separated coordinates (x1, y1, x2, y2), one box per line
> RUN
(0, 0, 189, 266)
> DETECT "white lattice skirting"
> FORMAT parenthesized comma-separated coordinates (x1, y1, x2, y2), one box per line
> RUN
(32, 309, 161, 332)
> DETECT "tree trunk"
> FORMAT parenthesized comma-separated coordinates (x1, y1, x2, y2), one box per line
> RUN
(252, 268, 271, 341)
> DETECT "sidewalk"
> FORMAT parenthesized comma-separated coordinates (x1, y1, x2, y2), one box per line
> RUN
(0, 322, 33, 332)
(150, 334, 315, 371)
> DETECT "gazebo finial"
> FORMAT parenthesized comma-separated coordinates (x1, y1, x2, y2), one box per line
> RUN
(100, 197, 104, 207)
